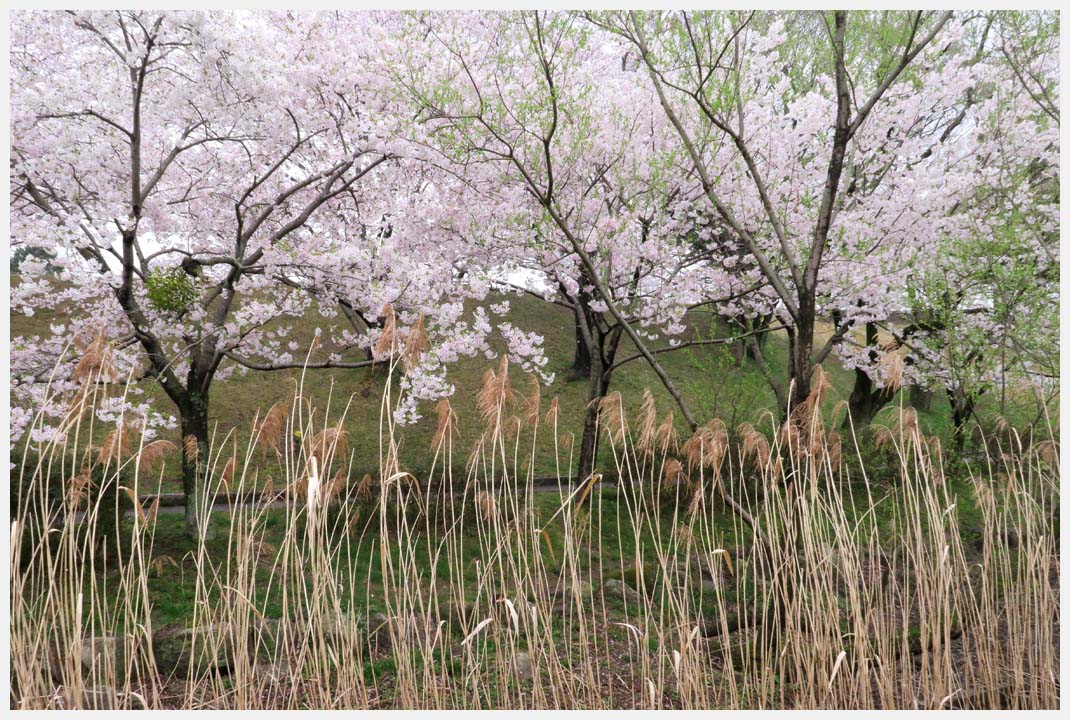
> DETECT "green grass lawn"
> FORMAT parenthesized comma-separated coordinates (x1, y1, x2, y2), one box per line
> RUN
(48, 483, 742, 631)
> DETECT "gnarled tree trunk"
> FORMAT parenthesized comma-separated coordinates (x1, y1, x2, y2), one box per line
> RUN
(575, 326, 623, 483)
(178, 390, 212, 539)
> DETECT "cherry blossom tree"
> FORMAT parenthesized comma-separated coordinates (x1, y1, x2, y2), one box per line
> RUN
(383, 11, 765, 487)
(883, 11, 1060, 445)
(593, 10, 978, 422)
(9, 11, 546, 533)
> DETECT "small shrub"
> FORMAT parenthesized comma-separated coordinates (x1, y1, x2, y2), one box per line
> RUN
(145, 268, 199, 314)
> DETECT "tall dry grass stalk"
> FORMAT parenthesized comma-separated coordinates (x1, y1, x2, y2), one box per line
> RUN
(8, 359, 1060, 710)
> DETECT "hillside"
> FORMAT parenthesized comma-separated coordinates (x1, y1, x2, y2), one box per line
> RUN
(10, 289, 961, 490)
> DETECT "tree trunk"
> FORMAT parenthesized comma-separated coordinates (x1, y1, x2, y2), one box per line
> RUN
(909, 385, 933, 412)
(731, 338, 745, 367)
(576, 368, 611, 484)
(844, 323, 894, 428)
(787, 301, 815, 417)
(749, 322, 769, 359)
(179, 392, 212, 539)
(732, 316, 770, 367)
(570, 305, 593, 380)
(576, 406, 599, 485)
(948, 388, 975, 453)
(845, 367, 881, 428)
(575, 323, 621, 484)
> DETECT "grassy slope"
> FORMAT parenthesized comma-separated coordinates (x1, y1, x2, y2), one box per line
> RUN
(11, 289, 967, 490)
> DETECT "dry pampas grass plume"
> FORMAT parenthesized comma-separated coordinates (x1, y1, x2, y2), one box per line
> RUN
(477, 355, 515, 427)
(636, 389, 658, 456)
(597, 391, 627, 445)
(808, 364, 833, 409)
(97, 416, 143, 466)
(307, 424, 348, 468)
(256, 399, 291, 457)
(778, 420, 802, 457)
(496, 355, 514, 407)
(826, 430, 843, 469)
(402, 314, 430, 371)
(682, 418, 729, 474)
(873, 425, 895, 452)
(663, 458, 685, 486)
(832, 399, 850, 426)
(431, 397, 459, 450)
(545, 396, 560, 427)
(136, 439, 178, 475)
(67, 470, 92, 509)
(738, 422, 771, 468)
(373, 304, 398, 361)
(323, 467, 348, 506)
(1034, 439, 1058, 467)
(477, 368, 499, 425)
(355, 473, 376, 503)
(791, 364, 833, 431)
(893, 406, 920, 439)
(523, 375, 542, 427)
(927, 435, 945, 484)
(686, 484, 704, 516)
(476, 490, 497, 522)
(72, 329, 117, 385)
(655, 411, 678, 455)
(505, 414, 522, 439)
(879, 350, 905, 395)
(181, 434, 198, 464)
(289, 474, 309, 503)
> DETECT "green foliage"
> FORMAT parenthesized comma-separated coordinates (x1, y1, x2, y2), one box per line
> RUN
(906, 153, 1058, 426)
(145, 267, 199, 314)
(683, 334, 771, 433)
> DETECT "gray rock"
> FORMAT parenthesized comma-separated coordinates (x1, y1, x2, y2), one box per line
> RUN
(513, 651, 534, 682)
(152, 623, 239, 676)
(560, 577, 593, 599)
(704, 552, 735, 588)
(367, 612, 392, 651)
(320, 613, 362, 646)
(699, 605, 744, 638)
(79, 635, 130, 675)
(1001, 528, 1020, 550)
(252, 660, 291, 685)
(42, 640, 68, 684)
(603, 578, 641, 604)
